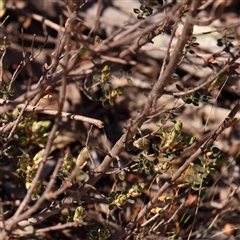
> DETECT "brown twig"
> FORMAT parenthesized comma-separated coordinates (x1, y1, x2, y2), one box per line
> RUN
(119, 3, 179, 59)
(13, 221, 87, 236)
(88, 0, 103, 37)
(0, 45, 7, 89)
(94, 10, 167, 53)
(172, 53, 240, 97)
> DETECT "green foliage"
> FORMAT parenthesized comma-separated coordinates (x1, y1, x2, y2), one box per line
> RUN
(1, 1, 238, 239)
(87, 65, 124, 107)
(216, 28, 235, 52)
(176, 84, 213, 106)
(17, 150, 46, 200)
(108, 183, 147, 209)
(13, 115, 52, 148)
(133, 0, 161, 19)
(128, 119, 196, 177)
(73, 206, 86, 222)
(207, 72, 227, 92)
(154, 120, 196, 158)
(0, 83, 14, 101)
(63, 209, 75, 223)
(63, 206, 86, 223)
(133, 137, 150, 150)
(184, 36, 200, 55)
(160, 111, 180, 124)
(57, 153, 75, 182)
(119, 69, 133, 85)
(76, 147, 90, 169)
(58, 150, 89, 184)
(154, 161, 171, 174)
(4, 116, 53, 199)
(0, 36, 11, 51)
(127, 119, 226, 193)
(133, 153, 158, 175)
(188, 146, 226, 191)
(86, 224, 111, 240)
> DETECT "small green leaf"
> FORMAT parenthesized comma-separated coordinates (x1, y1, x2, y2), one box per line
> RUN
(217, 39, 223, 47)
(176, 84, 183, 91)
(140, 4, 145, 11)
(31, 193, 40, 201)
(87, 87, 93, 94)
(189, 136, 196, 145)
(127, 199, 135, 204)
(145, 161, 151, 168)
(109, 100, 114, 106)
(145, 169, 151, 175)
(187, 175, 194, 183)
(172, 73, 179, 79)
(92, 75, 101, 83)
(126, 78, 133, 85)
(192, 42, 199, 47)
(223, 46, 230, 52)
(166, 154, 173, 160)
(194, 165, 205, 174)
(227, 36, 235, 42)
(149, 169, 155, 175)
(212, 147, 220, 154)
(185, 98, 192, 104)
(226, 28, 235, 35)
(116, 87, 123, 95)
(19, 136, 29, 147)
(118, 173, 125, 181)
(99, 96, 106, 102)
(194, 91, 201, 98)
(160, 118, 167, 125)
(102, 101, 108, 107)
(127, 70, 132, 76)
(119, 69, 125, 75)
(185, 46, 191, 52)
(133, 8, 140, 14)
(193, 101, 199, 106)
(192, 37, 197, 42)
(109, 204, 115, 210)
(153, 158, 159, 165)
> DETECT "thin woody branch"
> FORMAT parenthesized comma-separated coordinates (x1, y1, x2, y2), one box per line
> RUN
(25, 105, 104, 128)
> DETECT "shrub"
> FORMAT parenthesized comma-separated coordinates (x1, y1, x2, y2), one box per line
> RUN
(0, 0, 239, 239)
